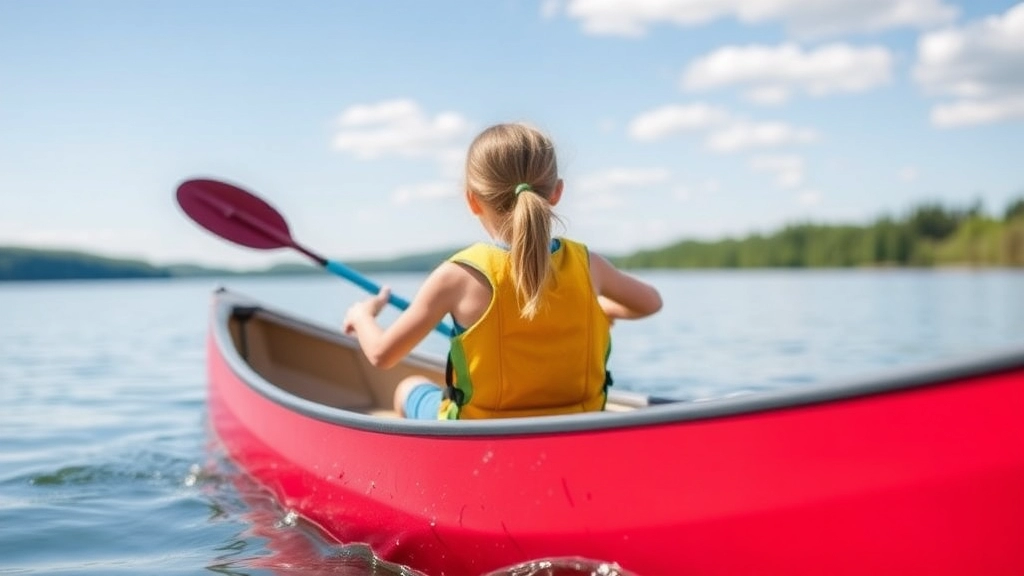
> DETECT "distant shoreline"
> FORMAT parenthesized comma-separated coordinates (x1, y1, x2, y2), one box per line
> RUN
(4, 263, 1022, 284)
(0, 246, 454, 282)
(3, 197, 1023, 281)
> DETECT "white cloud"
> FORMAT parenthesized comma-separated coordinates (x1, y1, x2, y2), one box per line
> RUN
(577, 167, 672, 193)
(628, 103, 731, 141)
(930, 96, 1024, 128)
(898, 166, 919, 182)
(540, 0, 563, 19)
(745, 86, 791, 106)
(436, 148, 466, 180)
(674, 178, 720, 201)
(571, 167, 672, 210)
(628, 102, 820, 153)
(914, 3, 1024, 127)
(392, 181, 459, 206)
(558, 0, 957, 39)
(797, 189, 822, 205)
(706, 121, 818, 153)
(702, 178, 722, 194)
(683, 42, 894, 104)
(332, 99, 473, 160)
(333, 99, 473, 208)
(750, 154, 805, 188)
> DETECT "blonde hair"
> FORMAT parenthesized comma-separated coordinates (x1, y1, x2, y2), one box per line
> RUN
(465, 123, 560, 319)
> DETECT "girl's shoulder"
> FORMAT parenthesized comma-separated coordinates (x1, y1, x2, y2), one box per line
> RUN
(448, 242, 504, 263)
(431, 259, 488, 289)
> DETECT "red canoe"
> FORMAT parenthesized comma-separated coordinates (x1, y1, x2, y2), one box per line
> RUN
(206, 288, 1024, 576)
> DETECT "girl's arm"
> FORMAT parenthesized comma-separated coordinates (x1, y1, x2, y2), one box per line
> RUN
(590, 253, 662, 320)
(343, 263, 462, 369)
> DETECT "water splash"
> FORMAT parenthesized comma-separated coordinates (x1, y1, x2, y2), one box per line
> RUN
(485, 557, 636, 576)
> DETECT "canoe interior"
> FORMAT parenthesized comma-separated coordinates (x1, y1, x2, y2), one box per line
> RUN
(226, 309, 420, 416)
(225, 306, 637, 418)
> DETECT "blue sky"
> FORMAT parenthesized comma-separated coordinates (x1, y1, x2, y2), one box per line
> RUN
(1, 0, 1022, 268)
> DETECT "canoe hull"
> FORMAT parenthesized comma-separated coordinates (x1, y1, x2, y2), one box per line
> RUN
(207, 290, 1024, 575)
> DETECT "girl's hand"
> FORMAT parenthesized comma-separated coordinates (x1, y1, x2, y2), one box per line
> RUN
(343, 286, 391, 335)
(590, 254, 662, 320)
(597, 296, 618, 326)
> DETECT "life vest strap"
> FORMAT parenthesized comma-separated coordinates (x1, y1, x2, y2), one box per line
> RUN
(444, 354, 465, 407)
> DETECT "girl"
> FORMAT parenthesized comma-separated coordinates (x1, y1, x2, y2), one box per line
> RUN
(343, 123, 662, 420)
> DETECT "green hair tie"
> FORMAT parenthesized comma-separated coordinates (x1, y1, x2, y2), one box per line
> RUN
(514, 183, 533, 196)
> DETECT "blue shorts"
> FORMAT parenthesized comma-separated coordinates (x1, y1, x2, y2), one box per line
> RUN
(404, 383, 443, 420)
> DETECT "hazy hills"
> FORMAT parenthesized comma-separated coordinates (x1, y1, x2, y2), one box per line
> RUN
(0, 246, 457, 281)
(3, 196, 1022, 281)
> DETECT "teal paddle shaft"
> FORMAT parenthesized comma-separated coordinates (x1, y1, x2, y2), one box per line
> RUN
(324, 260, 452, 336)
(176, 178, 452, 337)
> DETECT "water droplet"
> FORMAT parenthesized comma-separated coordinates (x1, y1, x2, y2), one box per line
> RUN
(182, 464, 202, 487)
(277, 510, 299, 528)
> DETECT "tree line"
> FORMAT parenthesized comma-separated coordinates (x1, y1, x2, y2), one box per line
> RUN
(4, 196, 1023, 280)
(615, 197, 1024, 269)
(0, 247, 172, 281)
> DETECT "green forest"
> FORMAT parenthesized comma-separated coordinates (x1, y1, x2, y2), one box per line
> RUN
(615, 197, 1024, 269)
(3, 196, 1023, 281)
(0, 247, 173, 281)
(0, 247, 325, 281)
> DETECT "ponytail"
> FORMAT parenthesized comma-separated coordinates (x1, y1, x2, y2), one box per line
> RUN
(508, 189, 553, 319)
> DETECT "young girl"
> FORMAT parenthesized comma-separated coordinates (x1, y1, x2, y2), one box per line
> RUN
(343, 123, 662, 420)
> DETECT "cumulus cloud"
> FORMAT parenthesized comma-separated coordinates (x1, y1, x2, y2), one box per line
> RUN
(683, 43, 894, 104)
(898, 166, 919, 182)
(578, 167, 672, 191)
(930, 96, 1024, 128)
(914, 3, 1024, 127)
(706, 121, 818, 153)
(797, 189, 822, 205)
(628, 102, 819, 153)
(750, 154, 805, 188)
(555, 0, 957, 39)
(392, 181, 458, 206)
(332, 99, 474, 206)
(540, 0, 563, 19)
(628, 103, 731, 141)
(332, 99, 473, 160)
(674, 178, 721, 201)
(571, 167, 672, 210)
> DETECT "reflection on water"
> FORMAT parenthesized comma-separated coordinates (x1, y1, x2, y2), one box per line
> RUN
(199, 449, 632, 576)
(186, 448, 409, 575)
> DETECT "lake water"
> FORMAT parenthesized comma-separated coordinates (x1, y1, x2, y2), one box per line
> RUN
(2, 270, 1023, 575)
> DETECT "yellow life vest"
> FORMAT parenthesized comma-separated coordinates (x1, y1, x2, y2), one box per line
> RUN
(440, 238, 612, 420)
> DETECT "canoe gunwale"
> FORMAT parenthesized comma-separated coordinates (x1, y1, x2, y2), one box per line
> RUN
(211, 287, 1024, 437)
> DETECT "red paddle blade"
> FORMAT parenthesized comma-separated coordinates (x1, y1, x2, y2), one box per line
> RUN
(176, 179, 294, 250)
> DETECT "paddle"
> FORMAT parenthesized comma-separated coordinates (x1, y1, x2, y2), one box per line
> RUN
(175, 178, 454, 337)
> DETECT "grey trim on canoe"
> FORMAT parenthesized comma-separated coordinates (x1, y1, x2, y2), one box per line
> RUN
(210, 288, 1024, 438)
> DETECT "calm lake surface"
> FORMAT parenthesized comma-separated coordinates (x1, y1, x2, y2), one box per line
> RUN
(2, 270, 1023, 575)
